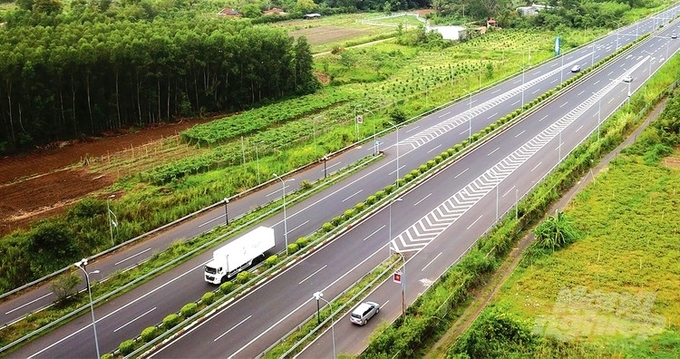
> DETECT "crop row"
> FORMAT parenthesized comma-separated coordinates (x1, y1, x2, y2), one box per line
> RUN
(180, 90, 357, 146)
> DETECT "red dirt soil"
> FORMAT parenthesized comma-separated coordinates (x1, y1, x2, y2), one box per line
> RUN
(0, 120, 206, 236)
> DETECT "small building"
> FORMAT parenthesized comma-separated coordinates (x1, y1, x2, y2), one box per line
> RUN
(218, 8, 241, 17)
(264, 7, 286, 15)
(303, 13, 321, 19)
(427, 25, 467, 41)
(517, 3, 551, 16)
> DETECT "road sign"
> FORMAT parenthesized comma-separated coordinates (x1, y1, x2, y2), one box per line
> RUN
(393, 271, 402, 284)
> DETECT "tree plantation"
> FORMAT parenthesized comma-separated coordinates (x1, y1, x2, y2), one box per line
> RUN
(0, 18, 318, 151)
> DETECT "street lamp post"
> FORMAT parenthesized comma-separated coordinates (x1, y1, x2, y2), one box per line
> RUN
(75, 259, 100, 359)
(515, 188, 519, 221)
(273, 174, 294, 256)
(387, 121, 400, 187)
(558, 130, 562, 161)
(521, 64, 525, 108)
(322, 155, 329, 179)
(394, 250, 406, 318)
(107, 194, 116, 246)
(388, 198, 403, 256)
(492, 170, 499, 220)
(462, 88, 473, 139)
(312, 291, 336, 359)
(255, 142, 261, 184)
(560, 53, 564, 84)
(223, 198, 229, 225)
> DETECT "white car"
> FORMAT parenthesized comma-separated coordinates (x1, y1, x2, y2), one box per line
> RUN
(570, 65, 581, 73)
(350, 301, 380, 326)
(622, 75, 633, 83)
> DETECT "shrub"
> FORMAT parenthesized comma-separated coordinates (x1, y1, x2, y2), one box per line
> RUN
(397, 178, 406, 187)
(440, 151, 449, 159)
(322, 222, 334, 232)
(141, 326, 158, 342)
(265, 254, 279, 268)
(180, 303, 197, 318)
(299, 180, 312, 190)
(163, 313, 181, 328)
(447, 148, 455, 156)
(384, 185, 395, 194)
(355, 202, 366, 212)
(202, 292, 215, 305)
(331, 216, 343, 226)
(220, 281, 235, 295)
(236, 271, 251, 284)
(375, 190, 386, 200)
(287, 242, 300, 254)
(296, 237, 309, 246)
(434, 155, 443, 163)
(366, 195, 377, 205)
(405, 173, 414, 182)
(51, 270, 81, 305)
(426, 160, 435, 168)
(119, 339, 136, 356)
(343, 208, 356, 219)
(101, 354, 114, 359)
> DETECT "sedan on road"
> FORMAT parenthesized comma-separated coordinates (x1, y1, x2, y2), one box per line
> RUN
(350, 301, 380, 326)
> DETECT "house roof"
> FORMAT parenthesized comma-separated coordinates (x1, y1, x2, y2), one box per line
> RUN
(264, 7, 285, 15)
(218, 8, 241, 16)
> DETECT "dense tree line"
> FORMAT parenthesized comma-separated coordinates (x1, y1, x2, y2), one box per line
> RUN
(0, 16, 317, 151)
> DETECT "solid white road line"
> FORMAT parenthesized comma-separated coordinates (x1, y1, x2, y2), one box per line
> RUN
(466, 215, 483, 230)
(515, 130, 526, 138)
(299, 265, 327, 285)
(427, 144, 442, 154)
(404, 125, 420, 133)
(5, 292, 53, 315)
(502, 185, 516, 198)
(115, 248, 152, 266)
(421, 252, 442, 272)
(413, 193, 432, 207)
(288, 220, 309, 235)
(487, 147, 499, 157)
(214, 315, 252, 342)
(454, 168, 469, 179)
(114, 307, 156, 333)
(531, 162, 542, 172)
(341, 190, 363, 203)
(363, 226, 385, 242)
(266, 184, 290, 198)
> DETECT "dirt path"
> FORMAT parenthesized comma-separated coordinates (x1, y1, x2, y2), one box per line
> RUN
(424, 99, 668, 358)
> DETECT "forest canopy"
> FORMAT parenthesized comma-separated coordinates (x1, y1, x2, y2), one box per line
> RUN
(0, 16, 318, 152)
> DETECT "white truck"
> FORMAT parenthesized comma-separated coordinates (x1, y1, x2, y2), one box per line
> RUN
(204, 226, 276, 284)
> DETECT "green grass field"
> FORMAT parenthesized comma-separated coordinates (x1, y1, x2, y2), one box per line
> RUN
(490, 147, 680, 356)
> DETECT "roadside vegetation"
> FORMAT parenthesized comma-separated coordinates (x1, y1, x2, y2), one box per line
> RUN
(449, 91, 680, 358)
(0, 0, 678, 354)
(0, 23, 605, 293)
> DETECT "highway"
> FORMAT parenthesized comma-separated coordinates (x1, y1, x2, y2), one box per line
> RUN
(3, 6, 679, 358)
(298, 18, 680, 358)
(150, 10, 680, 359)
